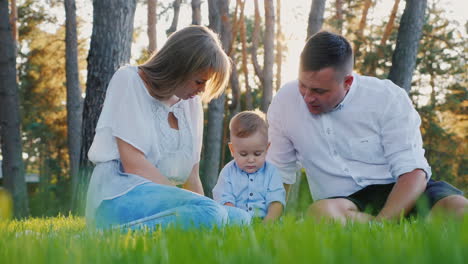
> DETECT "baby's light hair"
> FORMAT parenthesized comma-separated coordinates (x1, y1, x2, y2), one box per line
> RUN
(229, 109, 268, 139)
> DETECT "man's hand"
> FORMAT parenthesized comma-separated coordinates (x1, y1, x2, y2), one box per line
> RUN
(376, 169, 427, 221)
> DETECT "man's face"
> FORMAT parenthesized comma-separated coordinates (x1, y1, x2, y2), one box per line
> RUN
(298, 67, 353, 114)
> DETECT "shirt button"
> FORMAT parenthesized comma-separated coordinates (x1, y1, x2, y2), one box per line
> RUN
(344, 168, 349, 173)
(249, 207, 252, 211)
(250, 193, 253, 196)
(250, 178, 253, 182)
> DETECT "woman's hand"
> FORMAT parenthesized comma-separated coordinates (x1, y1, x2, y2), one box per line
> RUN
(183, 163, 204, 195)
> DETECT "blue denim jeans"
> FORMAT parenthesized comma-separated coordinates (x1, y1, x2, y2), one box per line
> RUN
(94, 182, 251, 230)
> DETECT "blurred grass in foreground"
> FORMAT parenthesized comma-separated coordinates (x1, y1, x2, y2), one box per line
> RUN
(0, 215, 467, 264)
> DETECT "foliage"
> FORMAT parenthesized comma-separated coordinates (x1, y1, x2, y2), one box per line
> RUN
(0, 216, 467, 263)
(411, 2, 467, 190)
(16, 0, 87, 216)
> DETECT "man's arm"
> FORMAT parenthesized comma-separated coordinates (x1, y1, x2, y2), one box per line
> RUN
(376, 86, 431, 221)
(263, 202, 283, 223)
(267, 95, 299, 189)
(376, 169, 426, 221)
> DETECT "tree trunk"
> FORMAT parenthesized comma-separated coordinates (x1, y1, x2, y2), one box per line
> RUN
(80, 0, 136, 168)
(380, 0, 400, 51)
(166, 0, 181, 36)
(388, 0, 427, 93)
(0, 0, 29, 218)
(275, 0, 282, 92)
(335, 0, 343, 35)
(353, 0, 372, 56)
(8, 0, 16, 42)
(366, 0, 400, 75)
(307, 0, 326, 39)
(201, 0, 231, 198)
(148, 0, 157, 53)
(262, 0, 275, 112)
(191, 0, 201, 25)
(228, 0, 240, 55)
(239, 0, 252, 110)
(64, 0, 83, 209)
(251, 0, 263, 85)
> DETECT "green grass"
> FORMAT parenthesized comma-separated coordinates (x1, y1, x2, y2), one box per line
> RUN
(1, 215, 467, 264)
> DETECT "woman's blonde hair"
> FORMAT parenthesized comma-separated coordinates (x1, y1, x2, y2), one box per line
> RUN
(138, 25, 231, 102)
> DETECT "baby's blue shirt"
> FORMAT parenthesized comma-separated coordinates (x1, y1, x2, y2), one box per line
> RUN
(212, 160, 286, 218)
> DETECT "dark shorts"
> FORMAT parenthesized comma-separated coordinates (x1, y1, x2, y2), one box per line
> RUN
(331, 179, 464, 216)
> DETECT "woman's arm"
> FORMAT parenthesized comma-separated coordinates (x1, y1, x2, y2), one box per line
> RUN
(183, 163, 204, 195)
(117, 138, 174, 186)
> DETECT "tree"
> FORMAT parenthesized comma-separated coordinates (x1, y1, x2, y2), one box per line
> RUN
(251, 0, 263, 85)
(9, 0, 17, 43)
(191, 0, 201, 25)
(410, 3, 467, 190)
(353, 0, 373, 56)
(334, 0, 343, 35)
(201, 0, 231, 198)
(249, 0, 275, 112)
(307, 0, 327, 39)
(238, 0, 252, 110)
(261, 0, 274, 112)
(166, 0, 181, 36)
(388, 0, 427, 93)
(148, 0, 158, 53)
(0, 0, 29, 218)
(64, 0, 83, 207)
(275, 0, 282, 92)
(79, 0, 137, 208)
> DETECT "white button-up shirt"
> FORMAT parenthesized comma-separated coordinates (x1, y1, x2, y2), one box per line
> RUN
(266, 73, 431, 201)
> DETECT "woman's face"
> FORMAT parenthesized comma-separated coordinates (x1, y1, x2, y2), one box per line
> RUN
(174, 70, 214, 100)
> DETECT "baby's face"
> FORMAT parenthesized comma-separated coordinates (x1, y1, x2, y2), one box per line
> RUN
(229, 131, 270, 174)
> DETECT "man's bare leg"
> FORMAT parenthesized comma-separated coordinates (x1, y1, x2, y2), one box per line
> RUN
(430, 195, 468, 219)
(307, 198, 374, 224)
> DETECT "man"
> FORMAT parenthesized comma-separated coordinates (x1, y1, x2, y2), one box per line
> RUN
(267, 31, 467, 222)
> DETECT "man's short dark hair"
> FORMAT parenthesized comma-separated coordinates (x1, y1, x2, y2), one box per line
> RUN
(300, 31, 353, 75)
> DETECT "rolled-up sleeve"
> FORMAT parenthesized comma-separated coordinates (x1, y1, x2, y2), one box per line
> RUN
(380, 88, 431, 180)
(265, 166, 286, 207)
(266, 97, 299, 184)
(212, 167, 236, 205)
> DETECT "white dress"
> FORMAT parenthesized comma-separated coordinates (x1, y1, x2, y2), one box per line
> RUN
(85, 65, 204, 220)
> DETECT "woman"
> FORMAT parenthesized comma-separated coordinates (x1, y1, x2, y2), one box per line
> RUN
(85, 26, 251, 230)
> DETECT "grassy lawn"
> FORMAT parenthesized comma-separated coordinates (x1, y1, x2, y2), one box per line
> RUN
(1, 215, 467, 264)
